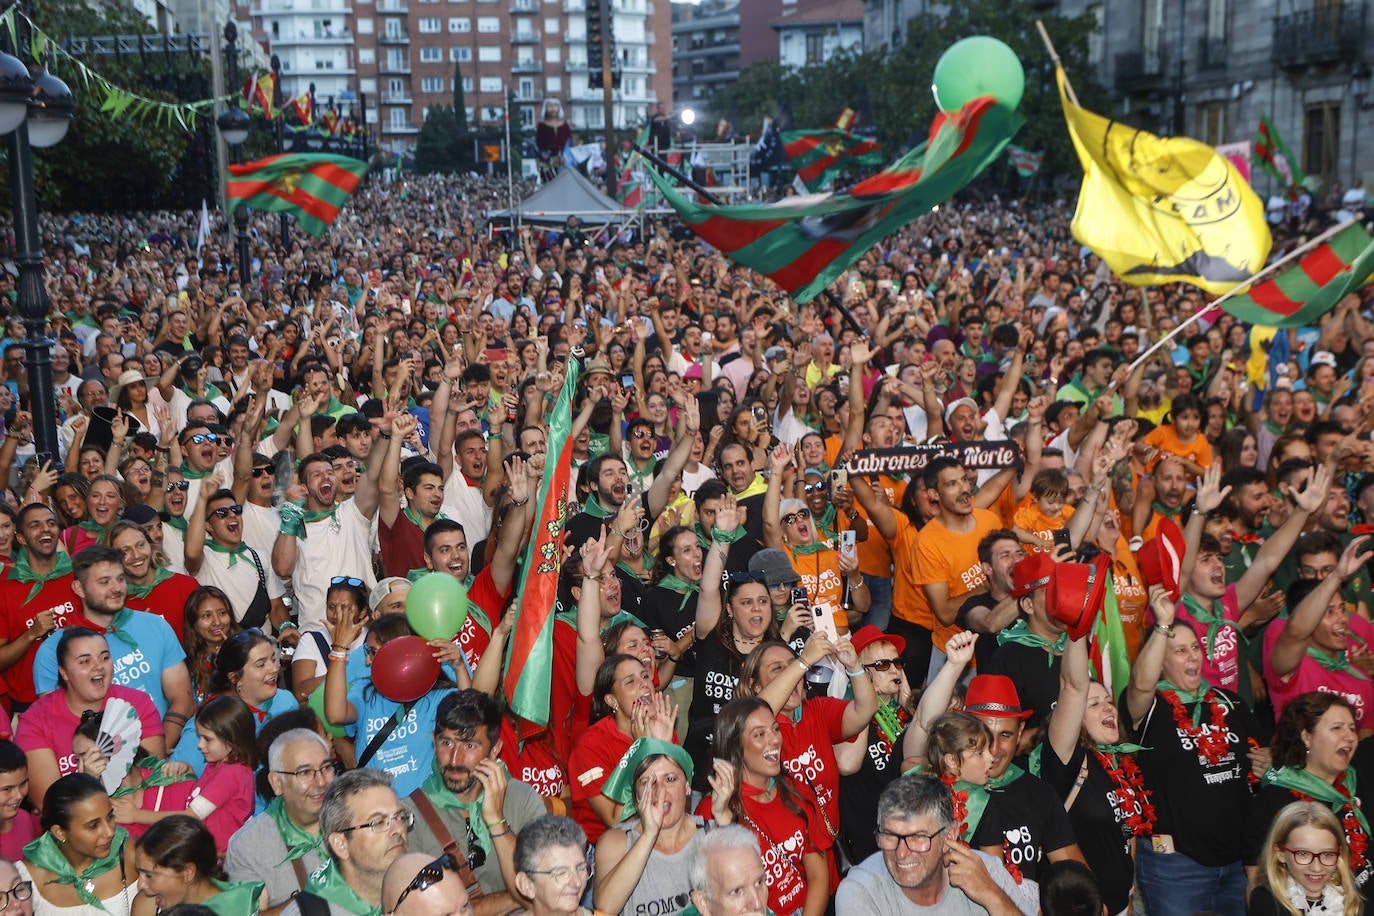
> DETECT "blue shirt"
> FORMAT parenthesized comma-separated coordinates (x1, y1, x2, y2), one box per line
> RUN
(348, 680, 455, 798)
(171, 687, 300, 775)
(35, 610, 186, 716)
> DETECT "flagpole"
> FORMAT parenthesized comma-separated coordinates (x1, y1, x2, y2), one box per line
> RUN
(631, 142, 723, 205)
(1122, 216, 1359, 375)
(1035, 21, 1079, 106)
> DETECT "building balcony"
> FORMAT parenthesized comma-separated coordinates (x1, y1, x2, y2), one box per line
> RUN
(1114, 50, 1166, 93)
(379, 61, 412, 73)
(252, 2, 348, 13)
(376, 0, 408, 12)
(1272, 2, 1364, 69)
(271, 30, 354, 45)
(510, 0, 538, 10)
(383, 124, 420, 134)
(564, 0, 585, 10)
(381, 92, 414, 103)
(377, 30, 410, 43)
(281, 65, 357, 76)
(512, 30, 541, 42)
(512, 59, 542, 71)
(1197, 36, 1227, 70)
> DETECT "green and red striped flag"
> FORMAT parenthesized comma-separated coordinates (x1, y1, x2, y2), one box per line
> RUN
(644, 97, 1020, 303)
(1255, 114, 1305, 202)
(503, 357, 581, 728)
(1092, 564, 1133, 700)
(226, 153, 368, 237)
(1222, 222, 1374, 327)
(1008, 144, 1043, 177)
(782, 116, 884, 191)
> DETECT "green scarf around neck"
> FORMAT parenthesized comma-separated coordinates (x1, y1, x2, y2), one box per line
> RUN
(1264, 766, 1370, 835)
(265, 796, 324, 866)
(125, 566, 174, 600)
(1158, 677, 1223, 727)
(204, 538, 252, 568)
(987, 763, 1025, 791)
(657, 572, 700, 595)
(304, 858, 381, 916)
(1180, 593, 1241, 661)
(1306, 647, 1370, 681)
(202, 878, 265, 916)
(22, 826, 129, 910)
(954, 779, 992, 839)
(179, 463, 213, 481)
(164, 514, 188, 533)
(10, 548, 73, 602)
(421, 765, 492, 857)
(790, 538, 830, 557)
(582, 492, 614, 519)
(996, 620, 1067, 663)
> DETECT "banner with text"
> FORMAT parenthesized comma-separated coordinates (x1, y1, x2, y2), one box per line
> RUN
(843, 440, 1022, 477)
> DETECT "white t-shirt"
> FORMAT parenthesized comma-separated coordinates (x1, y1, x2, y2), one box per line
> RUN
(442, 470, 492, 545)
(194, 537, 284, 623)
(288, 497, 377, 633)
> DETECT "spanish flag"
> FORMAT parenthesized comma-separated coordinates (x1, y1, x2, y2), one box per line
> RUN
(1057, 67, 1271, 295)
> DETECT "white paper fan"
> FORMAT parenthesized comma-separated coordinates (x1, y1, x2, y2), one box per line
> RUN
(96, 698, 142, 794)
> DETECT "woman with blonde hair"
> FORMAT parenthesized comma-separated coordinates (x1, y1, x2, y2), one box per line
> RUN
(1250, 801, 1362, 916)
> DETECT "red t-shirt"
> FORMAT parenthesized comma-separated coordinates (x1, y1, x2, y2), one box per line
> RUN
(192, 761, 254, 854)
(15, 685, 162, 776)
(498, 718, 568, 801)
(0, 810, 37, 861)
(697, 787, 815, 916)
(456, 567, 510, 670)
(378, 513, 427, 581)
(568, 716, 633, 845)
(549, 618, 593, 766)
(0, 571, 80, 704)
(778, 697, 849, 832)
(125, 572, 200, 641)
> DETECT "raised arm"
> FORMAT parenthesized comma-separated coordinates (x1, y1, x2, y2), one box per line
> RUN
(1047, 633, 1089, 766)
(761, 443, 791, 551)
(643, 397, 699, 520)
(1271, 535, 1372, 678)
(574, 534, 613, 696)
(487, 454, 540, 597)
(1236, 463, 1329, 609)
(901, 631, 977, 764)
(694, 495, 740, 638)
(376, 412, 411, 529)
(1125, 586, 1177, 725)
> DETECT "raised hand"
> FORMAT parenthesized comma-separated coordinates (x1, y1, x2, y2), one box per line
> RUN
(1193, 461, 1231, 514)
(1293, 463, 1333, 515)
(944, 630, 977, 668)
(581, 532, 612, 578)
(707, 758, 738, 825)
(1147, 584, 1176, 628)
(1340, 535, 1374, 579)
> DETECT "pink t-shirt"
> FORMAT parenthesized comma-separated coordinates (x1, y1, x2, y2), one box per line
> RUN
(1172, 585, 1243, 692)
(1263, 613, 1374, 727)
(0, 810, 37, 861)
(14, 685, 163, 777)
(190, 761, 254, 854)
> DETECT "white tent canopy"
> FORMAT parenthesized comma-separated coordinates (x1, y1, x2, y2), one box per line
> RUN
(488, 167, 636, 225)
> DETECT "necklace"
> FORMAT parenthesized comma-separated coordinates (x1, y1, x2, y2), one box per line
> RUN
(1161, 688, 1231, 766)
(1092, 749, 1156, 837)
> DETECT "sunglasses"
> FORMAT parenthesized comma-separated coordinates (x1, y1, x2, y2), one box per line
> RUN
(210, 505, 244, 519)
(631, 429, 654, 440)
(394, 854, 458, 910)
(802, 481, 829, 495)
(863, 658, 906, 672)
(331, 576, 366, 588)
(184, 432, 220, 445)
(724, 570, 769, 585)
(781, 508, 812, 526)
(166, 481, 190, 492)
(250, 466, 275, 478)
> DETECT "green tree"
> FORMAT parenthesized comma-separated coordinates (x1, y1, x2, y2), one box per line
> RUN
(414, 105, 464, 174)
(13, 0, 191, 208)
(453, 60, 468, 131)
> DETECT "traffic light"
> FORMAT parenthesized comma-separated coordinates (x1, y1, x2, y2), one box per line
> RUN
(585, 0, 620, 90)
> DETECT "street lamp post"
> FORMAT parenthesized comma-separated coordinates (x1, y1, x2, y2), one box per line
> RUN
(0, 19, 73, 464)
(271, 52, 288, 246)
(218, 21, 251, 285)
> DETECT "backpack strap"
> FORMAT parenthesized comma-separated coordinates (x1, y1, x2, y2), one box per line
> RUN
(408, 789, 486, 901)
(289, 857, 308, 892)
(355, 699, 416, 769)
(293, 891, 331, 916)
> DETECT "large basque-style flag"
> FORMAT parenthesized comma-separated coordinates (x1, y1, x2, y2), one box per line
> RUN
(1254, 114, 1305, 202)
(782, 107, 884, 191)
(1058, 67, 1272, 295)
(1222, 222, 1374, 327)
(503, 358, 581, 728)
(644, 96, 1020, 303)
(226, 154, 369, 238)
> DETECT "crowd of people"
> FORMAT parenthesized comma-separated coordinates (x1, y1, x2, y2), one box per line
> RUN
(0, 169, 1361, 916)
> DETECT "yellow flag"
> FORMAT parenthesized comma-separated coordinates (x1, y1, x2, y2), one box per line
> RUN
(1057, 68, 1271, 294)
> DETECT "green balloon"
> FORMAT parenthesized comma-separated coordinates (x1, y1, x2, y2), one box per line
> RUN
(931, 36, 1025, 113)
(405, 572, 470, 640)
(307, 683, 346, 738)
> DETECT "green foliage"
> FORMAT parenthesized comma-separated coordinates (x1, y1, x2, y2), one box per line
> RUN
(708, 0, 1108, 180)
(414, 105, 470, 174)
(453, 60, 467, 132)
(2, 0, 193, 208)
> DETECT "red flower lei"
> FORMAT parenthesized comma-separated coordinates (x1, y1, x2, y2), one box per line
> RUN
(941, 772, 970, 841)
(1161, 688, 1230, 767)
(1093, 749, 1157, 837)
(1245, 738, 1261, 786)
(1001, 839, 1024, 884)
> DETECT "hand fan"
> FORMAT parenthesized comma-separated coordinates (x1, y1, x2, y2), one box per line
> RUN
(96, 698, 143, 794)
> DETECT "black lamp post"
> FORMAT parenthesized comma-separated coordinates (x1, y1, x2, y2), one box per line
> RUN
(218, 21, 251, 285)
(0, 19, 74, 464)
(270, 52, 288, 245)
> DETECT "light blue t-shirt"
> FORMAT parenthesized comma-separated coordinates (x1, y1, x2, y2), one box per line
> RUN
(348, 680, 455, 798)
(35, 610, 186, 716)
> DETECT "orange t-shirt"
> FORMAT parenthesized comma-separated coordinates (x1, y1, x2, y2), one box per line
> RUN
(1143, 424, 1213, 472)
(1012, 500, 1074, 554)
(1106, 539, 1148, 663)
(910, 507, 1004, 651)
(854, 474, 908, 578)
(785, 543, 847, 634)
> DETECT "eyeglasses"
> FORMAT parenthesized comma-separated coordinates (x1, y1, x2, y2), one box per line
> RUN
(781, 508, 812, 526)
(875, 827, 947, 852)
(523, 863, 591, 883)
(631, 429, 655, 440)
(0, 881, 32, 908)
(166, 481, 190, 492)
(864, 658, 906, 672)
(338, 809, 414, 835)
(1281, 846, 1340, 866)
(803, 481, 829, 495)
(1299, 565, 1338, 579)
(184, 432, 220, 445)
(332, 576, 366, 588)
(394, 853, 458, 909)
(272, 761, 343, 783)
(211, 505, 244, 519)
(251, 466, 276, 478)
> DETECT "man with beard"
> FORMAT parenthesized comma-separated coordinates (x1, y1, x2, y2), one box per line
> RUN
(379, 415, 447, 578)
(273, 430, 385, 633)
(1219, 467, 1272, 581)
(185, 479, 285, 632)
(403, 690, 544, 915)
(1134, 454, 1190, 545)
(0, 504, 77, 709)
(33, 545, 195, 745)
(955, 531, 1023, 674)
(284, 768, 410, 916)
(836, 774, 1025, 916)
(226, 728, 339, 910)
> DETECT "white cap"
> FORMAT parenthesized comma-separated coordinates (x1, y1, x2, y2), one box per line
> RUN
(1310, 350, 1338, 369)
(944, 397, 980, 424)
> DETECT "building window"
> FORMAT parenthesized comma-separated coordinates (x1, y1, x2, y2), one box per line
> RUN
(420, 46, 443, 62)
(1087, 4, 1103, 65)
(1198, 102, 1227, 145)
(1304, 103, 1341, 186)
(805, 32, 824, 63)
(520, 107, 534, 127)
(462, 76, 473, 90)
(480, 76, 503, 92)
(384, 18, 403, 37)
(546, 46, 561, 62)
(544, 16, 559, 33)
(449, 17, 470, 31)
(421, 76, 444, 92)
(358, 47, 375, 63)
(389, 108, 409, 128)
(477, 16, 499, 31)
(451, 47, 472, 61)
(356, 17, 373, 33)
(389, 77, 405, 95)
(418, 16, 440, 32)
(478, 45, 502, 61)
(546, 75, 561, 91)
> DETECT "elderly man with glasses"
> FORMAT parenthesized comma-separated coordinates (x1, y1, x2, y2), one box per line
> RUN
(837, 774, 1033, 916)
(227, 728, 341, 911)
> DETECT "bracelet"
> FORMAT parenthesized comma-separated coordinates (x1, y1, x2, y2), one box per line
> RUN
(485, 818, 508, 828)
(846, 668, 865, 678)
(489, 827, 512, 838)
(509, 495, 530, 507)
(328, 651, 349, 661)
(378, 431, 393, 440)
(848, 578, 866, 589)
(164, 711, 189, 725)
(330, 644, 348, 651)
(795, 658, 811, 674)
(279, 620, 299, 632)
(1153, 623, 1174, 638)
(584, 574, 602, 581)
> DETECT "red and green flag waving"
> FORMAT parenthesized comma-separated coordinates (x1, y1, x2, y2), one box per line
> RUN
(782, 107, 884, 191)
(1255, 115, 1305, 202)
(503, 358, 581, 728)
(1221, 222, 1374, 327)
(226, 153, 368, 238)
(644, 97, 1020, 303)
(1008, 144, 1043, 177)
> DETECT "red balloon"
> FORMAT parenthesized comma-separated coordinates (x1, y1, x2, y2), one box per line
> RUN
(370, 636, 441, 703)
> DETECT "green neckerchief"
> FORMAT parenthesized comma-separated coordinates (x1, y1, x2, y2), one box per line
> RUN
(296, 505, 338, 539)
(111, 755, 194, 799)
(995, 620, 1067, 663)
(658, 572, 700, 595)
(790, 538, 830, 556)
(1158, 677, 1222, 727)
(179, 463, 213, 480)
(204, 537, 252, 568)
(1263, 419, 1285, 437)
(816, 504, 839, 540)
(403, 506, 444, 532)
(406, 567, 476, 590)
(955, 779, 992, 840)
(203, 878, 265, 916)
(77, 519, 110, 539)
(582, 492, 613, 519)
(692, 520, 711, 548)
(1151, 501, 1183, 520)
(181, 383, 224, 402)
(265, 797, 324, 866)
(420, 765, 492, 856)
(98, 607, 140, 653)
(164, 514, 188, 533)
(1306, 646, 1370, 681)
(1264, 765, 1370, 835)
(987, 763, 1025, 791)
(125, 566, 174, 600)
(1097, 742, 1150, 760)
(304, 858, 381, 916)
(22, 826, 129, 910)
(10, 549, 73, 602)
(1180, 594, 1242, 661)
(710, 525, 746, 545)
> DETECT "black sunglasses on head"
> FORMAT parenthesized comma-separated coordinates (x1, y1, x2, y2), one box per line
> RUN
(394, 854, 458, 910)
